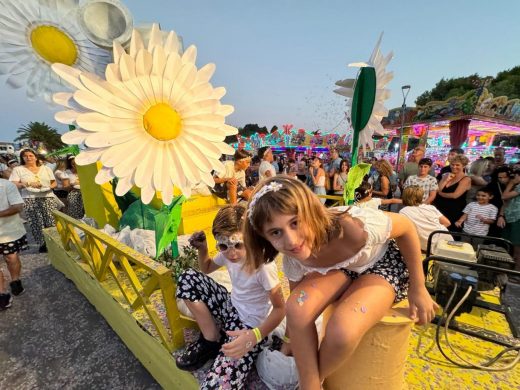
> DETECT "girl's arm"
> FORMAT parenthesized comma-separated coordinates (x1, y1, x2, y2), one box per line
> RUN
(439, 215, 451, 227)
(189, 231, 220, 274)
(380, 198, 402, 205)
(257, 284, 286, 340)
(223, 283, 286, 359)
(385, 212, 439, 324)
(373, 176, 390, 197)
(438, 176, 471, 198)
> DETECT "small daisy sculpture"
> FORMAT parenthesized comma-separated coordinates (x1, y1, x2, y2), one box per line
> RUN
(0, 0, 111, 101)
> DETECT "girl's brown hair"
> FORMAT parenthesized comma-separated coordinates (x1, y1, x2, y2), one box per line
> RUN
(244, 176, 344, 270)
(402, 185, 424, 206)
(374, 159, 393, 178)
(212, 204, 246, 237)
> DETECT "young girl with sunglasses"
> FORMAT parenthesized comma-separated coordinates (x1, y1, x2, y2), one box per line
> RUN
(244, 176, 437, 389)
(175, 205, 285, 389)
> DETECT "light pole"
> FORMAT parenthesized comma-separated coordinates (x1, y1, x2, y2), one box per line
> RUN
(396, 85, 411, 171)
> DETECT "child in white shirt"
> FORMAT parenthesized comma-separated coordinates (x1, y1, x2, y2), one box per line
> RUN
(175, 205, 284, 389)
(354, 180, 402, 210)
(399, 185, 452, 251)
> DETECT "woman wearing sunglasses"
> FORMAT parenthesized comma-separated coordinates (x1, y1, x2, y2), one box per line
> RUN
(175, 205, 285, 389)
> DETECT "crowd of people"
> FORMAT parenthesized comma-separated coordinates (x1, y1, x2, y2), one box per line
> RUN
(1, 143, 519, 388)
(174, 144, 519, 388)
(0, 149, 84, 311)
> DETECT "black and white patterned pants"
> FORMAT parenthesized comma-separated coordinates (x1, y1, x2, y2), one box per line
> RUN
(24, 197, 58, 246)
(66, 190, 84, 220)
(176, 268, 266, 389)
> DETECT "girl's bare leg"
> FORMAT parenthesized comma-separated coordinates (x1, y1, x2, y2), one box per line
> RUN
(286, 270, 351, 390)
(318, 274, 396, 381)
(184, 300, 220, 341)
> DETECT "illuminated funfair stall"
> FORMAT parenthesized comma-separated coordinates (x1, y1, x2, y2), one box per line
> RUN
(380, 88, 520, 170)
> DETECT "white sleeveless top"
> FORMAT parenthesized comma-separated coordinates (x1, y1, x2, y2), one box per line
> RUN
(315, 174, 325, 187)
(283, 207, 392, 282)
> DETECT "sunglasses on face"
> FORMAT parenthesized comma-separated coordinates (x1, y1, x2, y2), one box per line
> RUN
(217, 241, 245, 252)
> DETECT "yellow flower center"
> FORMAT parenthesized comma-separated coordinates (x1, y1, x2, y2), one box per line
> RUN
(143, 103, 182, 141)
(30, 25, 78, 65)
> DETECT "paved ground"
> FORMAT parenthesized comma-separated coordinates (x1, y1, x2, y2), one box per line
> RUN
(0, 240, 161, 390)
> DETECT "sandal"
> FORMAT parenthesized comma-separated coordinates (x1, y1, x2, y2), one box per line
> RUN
(176, 333, 222, 371)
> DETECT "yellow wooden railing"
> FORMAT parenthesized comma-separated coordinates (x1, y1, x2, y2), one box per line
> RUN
(53, 210, 191, 353)
(316, 194, 345, 207)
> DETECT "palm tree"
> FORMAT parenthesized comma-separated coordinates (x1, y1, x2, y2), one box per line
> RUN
(15, 121, 65, 152)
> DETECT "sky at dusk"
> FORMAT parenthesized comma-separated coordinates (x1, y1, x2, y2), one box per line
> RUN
(1, 0, 519, 142)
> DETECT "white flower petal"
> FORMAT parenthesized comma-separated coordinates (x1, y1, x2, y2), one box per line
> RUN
(115, 175, 134, 196)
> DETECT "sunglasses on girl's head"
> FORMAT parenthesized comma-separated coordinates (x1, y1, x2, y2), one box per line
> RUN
(217, 241, 245, 252)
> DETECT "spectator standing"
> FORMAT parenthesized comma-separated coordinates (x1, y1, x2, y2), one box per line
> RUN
(436, 148, 465, 181)
(487, 166, 511, 237)
(258, 147, 276, 182)
(494, 147, 507, 168)
(327, 149, 342, 190)
(271, 155, 280, 174)
(403, 158, 438, 204)
(0, 178, 27, 310)
(296, 159, 307, 182)
(63, 156, 84, 219)
(372, 159, 393, 210)
(309, 157, 326, 204)
(455, 188, 498, 237)
(333, 159, 349, 196)
(434, 155, 471, 232)
(497, 169, 520, 269)
(466, 158, 492, 203)
(399, 146, 434, 185)
(9, 149, 58, 253)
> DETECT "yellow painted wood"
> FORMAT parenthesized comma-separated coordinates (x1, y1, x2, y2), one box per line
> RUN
(77, 163, 121, 228)
(44, 228, 197, 390)
(51, 211, 190, 352)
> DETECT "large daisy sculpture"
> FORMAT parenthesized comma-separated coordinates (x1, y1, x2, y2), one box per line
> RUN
(334, 33, 393, 165)
(0, 0, 111, 101)
(52, 24, 237, 205)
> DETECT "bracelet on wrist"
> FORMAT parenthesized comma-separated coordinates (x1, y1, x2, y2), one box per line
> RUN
(252, 327, 262, 343)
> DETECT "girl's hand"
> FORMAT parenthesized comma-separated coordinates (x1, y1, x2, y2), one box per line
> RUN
(188, 231, 207, 249)
(454, 220, 463, 228)
(408, 284, 439, 325)
(280, 341, 292, 356)
(221, 329, 257, 359)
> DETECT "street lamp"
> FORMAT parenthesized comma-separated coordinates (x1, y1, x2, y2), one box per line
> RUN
(396, 85, 411, 171)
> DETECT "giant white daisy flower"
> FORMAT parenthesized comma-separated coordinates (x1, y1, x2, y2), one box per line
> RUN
(334, 33, 393, 149)
(52, 24, 237, 205)
(0, 0, 111, 101)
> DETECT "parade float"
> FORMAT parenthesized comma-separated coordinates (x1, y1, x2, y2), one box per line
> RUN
(0, 1, 519, 388)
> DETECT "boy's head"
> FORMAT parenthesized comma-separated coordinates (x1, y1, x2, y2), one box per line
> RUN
(476, 188, 493, 205)
(497, 166, 511, 186)
(418, 158, 432, 176)
(402, 185, 424, 206)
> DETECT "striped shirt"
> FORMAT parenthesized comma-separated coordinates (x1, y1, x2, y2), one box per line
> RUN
(462, 202, 498, 236)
